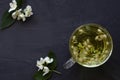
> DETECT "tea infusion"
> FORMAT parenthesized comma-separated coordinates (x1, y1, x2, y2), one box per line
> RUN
(70, 24, 112, 67)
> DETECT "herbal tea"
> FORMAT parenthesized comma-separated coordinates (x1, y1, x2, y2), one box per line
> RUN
(69, 24, 113, 67)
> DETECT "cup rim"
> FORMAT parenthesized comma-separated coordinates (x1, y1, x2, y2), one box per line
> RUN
(69, 23, 113, 68)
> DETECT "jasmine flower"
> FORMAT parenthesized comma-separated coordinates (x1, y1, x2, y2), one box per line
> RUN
(43, 67, 50, 76)
(9, 0, 33, 22)
(17, 12, 26, 21)
(12, 9, 22, 19)
(36, 58, 45, 70)
(24, 5, 33, 17)
(36, 56, 54, 76)
(8, 0, 17, 12)
(44, 56, 53, 64)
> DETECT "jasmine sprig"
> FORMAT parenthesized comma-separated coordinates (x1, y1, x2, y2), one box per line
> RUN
(0, 0, 33, 30)
(33, 51, 61, 80)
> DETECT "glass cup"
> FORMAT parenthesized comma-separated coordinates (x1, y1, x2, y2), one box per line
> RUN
(64, 23, 113, 69)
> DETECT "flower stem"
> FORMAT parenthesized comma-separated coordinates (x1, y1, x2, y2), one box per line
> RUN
(51, 70, 61, 74)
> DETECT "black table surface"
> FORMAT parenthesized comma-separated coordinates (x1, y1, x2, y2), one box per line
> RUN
(0, 0, 120, 80)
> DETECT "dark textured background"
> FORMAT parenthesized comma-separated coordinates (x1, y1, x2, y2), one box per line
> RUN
(0, 0, 120, 80)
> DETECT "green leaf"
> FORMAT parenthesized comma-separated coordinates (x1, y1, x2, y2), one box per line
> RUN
(16, 0, 23, 9)
(0, 11, 15, 30)
(44, 72, 52, 80)
(33, 71, 44, 80)
(33, 70, 52, 80)
(48, 51, 57, 70)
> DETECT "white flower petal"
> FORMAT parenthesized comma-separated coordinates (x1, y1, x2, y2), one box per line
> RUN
(36, 57, 46, 71)
(37, 65, 44, 71)
(17, 13, 26, 21)
(12, 0, 17, 4)
(8, 0, 17, 12)
(43, 67, 50, 76)
(26, 5, 32, 11)
(24, 5, 33, 17)
(36, 60, 44, 70)
(40, 58, 45, 64)
(12, 11, 17, 19)
(18, 9, 22, 12)
(12, 9, 22, 19)
(44, 56, 54, 64)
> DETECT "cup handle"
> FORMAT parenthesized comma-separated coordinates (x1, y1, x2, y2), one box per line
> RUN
(63, 58, 76, 69)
